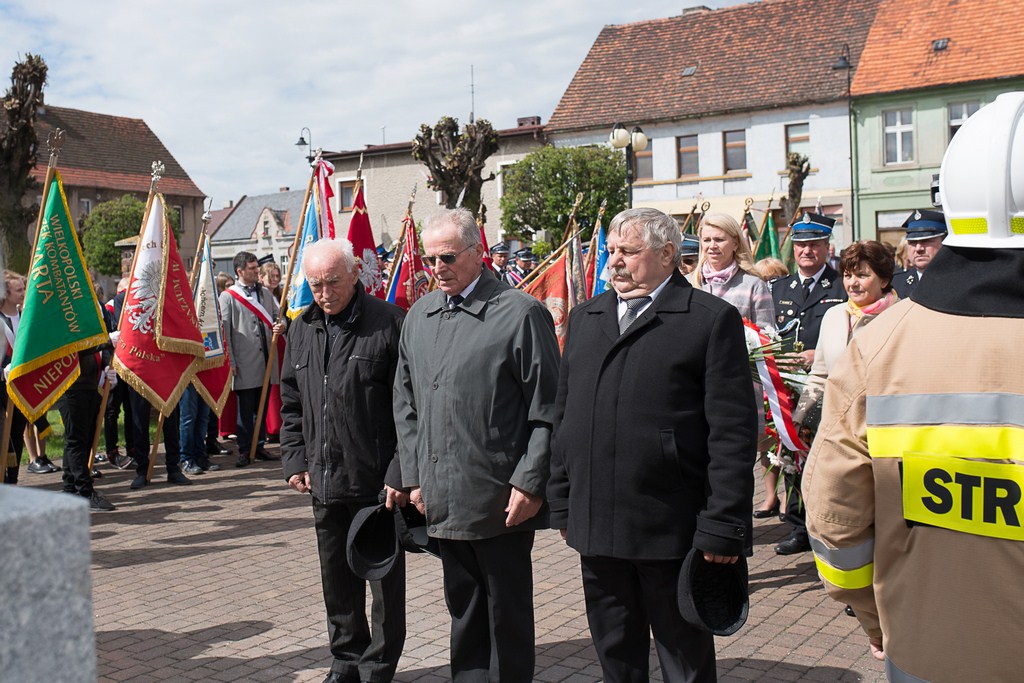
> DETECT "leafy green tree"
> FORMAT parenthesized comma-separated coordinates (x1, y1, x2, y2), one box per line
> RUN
(82, 194, 180, 276)
(412, 116, 499, 218)
(500, 145, 627, 245)
(0, 54, 48, 271)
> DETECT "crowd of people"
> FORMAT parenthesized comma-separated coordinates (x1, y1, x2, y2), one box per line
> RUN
(4, 94, 1021, 683)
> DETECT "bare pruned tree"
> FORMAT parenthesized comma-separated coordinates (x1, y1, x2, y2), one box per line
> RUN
(779, 152, 811, 225)
(412, 116, 499, 218)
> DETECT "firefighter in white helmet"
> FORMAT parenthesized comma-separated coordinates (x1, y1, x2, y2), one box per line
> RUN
(803, 91, 1024, 683)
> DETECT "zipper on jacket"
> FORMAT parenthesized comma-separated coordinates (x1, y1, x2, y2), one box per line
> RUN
(320, 324, 346, 500)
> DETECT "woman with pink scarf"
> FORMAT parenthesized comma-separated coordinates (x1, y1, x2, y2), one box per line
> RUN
(793, 240, 899, 430)
(694, 212, 778, 515)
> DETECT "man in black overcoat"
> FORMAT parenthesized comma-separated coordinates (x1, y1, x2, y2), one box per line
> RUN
(548, 207, 757, 683)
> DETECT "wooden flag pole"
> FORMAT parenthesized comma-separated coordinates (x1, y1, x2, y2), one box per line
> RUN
(189, 204, 212, 288)
(248, 165, 318, 463)
(385, 184, 418, 287)
(515, 225, 585, 291)
(0, 403, 13, 474)
(146, 414, 165, 483)
(87, 380, 113, 472)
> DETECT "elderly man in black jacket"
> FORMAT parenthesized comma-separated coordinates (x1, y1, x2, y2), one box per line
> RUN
(548, 207, 757, 683)
(280, 238, 406, 683)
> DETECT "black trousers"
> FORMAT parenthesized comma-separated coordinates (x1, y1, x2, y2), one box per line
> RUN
(103, 380, 134, 455)
(312, 497, 405, 683)
(580, 555, 716, 683)
(56, 387, 100, 497)
(127, 387, 181, 476)
(782, 470, 807, 543)
(2, 390, 27, 484)
(438, 531, 535, 683)
(234, 387, 266, 456)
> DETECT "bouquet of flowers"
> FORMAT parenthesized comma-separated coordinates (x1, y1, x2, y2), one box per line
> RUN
(742, 320, 810, 475)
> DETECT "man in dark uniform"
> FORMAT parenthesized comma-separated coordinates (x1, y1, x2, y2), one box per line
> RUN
(892, 209, 946, 298)
(770, 212, 846, 555)
(678, 234, 700, 275)
(490, 243, 510, 279)
(503, 248, 530, 287)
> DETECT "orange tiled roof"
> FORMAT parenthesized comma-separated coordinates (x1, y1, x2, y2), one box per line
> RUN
(30, 105, 204, 197)
(852, 0, 1024, 96)
(547, 0, 880, 134)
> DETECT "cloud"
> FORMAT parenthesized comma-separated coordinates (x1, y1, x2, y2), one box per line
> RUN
(1, 0, 747, 206)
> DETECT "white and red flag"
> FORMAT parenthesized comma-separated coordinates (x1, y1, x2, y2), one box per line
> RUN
(315, 159, 336, 239)
(385, 213, 431, 311)
(346, 179, 386, 299)
(112, 193, 205, 415)
(190, 233, 232, 417)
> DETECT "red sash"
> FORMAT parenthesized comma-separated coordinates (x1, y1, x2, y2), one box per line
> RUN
(227, 287, 274, 328)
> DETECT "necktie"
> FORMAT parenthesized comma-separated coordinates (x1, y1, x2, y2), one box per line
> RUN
(802, 277, 814, 300)
(447, 295, 464, 311)
(619, 296, 651, 335)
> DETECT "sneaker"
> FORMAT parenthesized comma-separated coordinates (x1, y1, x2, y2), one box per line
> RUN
(39, 456, 61, 473)
(111, 453, 135, 470)
(129, 474, 148, 490)
(182, 462, 204, 475)
(88, 491, 116, 512)
(27, 460, 52, 474)
(167, 471, 192, 485)
(91, 468, 103, 478)
(94, 452, 108, 463)
(200, 462, 221, 472)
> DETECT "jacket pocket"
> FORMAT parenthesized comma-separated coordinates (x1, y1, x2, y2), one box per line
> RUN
(659, 429, 686, 490)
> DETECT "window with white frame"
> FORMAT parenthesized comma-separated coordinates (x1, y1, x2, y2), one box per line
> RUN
(634, 147, 653, 180)
(948, 101, 980, 141)
(496, 160, 518, 198)
(883, 109, 914, 164)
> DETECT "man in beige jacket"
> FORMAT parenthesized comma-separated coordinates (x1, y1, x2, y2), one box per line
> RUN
(804, 92, 1024, 683)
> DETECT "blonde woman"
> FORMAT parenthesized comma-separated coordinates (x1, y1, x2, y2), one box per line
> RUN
(694, 213, 779, 517)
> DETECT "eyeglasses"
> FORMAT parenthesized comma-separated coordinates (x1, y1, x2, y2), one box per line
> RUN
(422, 244, 473, 267)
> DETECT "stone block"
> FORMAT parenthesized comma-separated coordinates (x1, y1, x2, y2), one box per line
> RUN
(0, 487, 96, 683)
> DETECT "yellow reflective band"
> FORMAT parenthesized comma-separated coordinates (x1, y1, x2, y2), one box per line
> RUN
(814, 555, 874, 590)
(1013, 216, 1024, 235)
(949, 217, 988, 235)
(867, 425, 1024, 460)
(903, 453, 1024, 542)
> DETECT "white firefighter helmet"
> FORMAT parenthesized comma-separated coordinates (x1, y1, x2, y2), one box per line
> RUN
(940, 91, 1024, 248)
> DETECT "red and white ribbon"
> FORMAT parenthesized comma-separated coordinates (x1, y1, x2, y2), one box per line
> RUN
(227, 285, 274, 329)
(744, 320, 807, 452)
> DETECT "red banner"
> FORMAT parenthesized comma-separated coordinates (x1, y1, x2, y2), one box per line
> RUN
(346, 181, 386, 299)
(524, 252, 569, 351)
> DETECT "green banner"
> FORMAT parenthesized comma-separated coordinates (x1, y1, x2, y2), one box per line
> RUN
(754, 212, 780, 262)
(7, 170, 108, 420)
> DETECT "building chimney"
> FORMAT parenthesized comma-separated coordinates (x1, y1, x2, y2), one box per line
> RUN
(682, 5, 710, 15)
(279, 186, 290, 192)
(226, 200, 234, 208)
(517, 116, 541, 127)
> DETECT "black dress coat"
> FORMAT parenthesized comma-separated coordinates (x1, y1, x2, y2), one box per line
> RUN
(771, 264, 847, 351)
(547, 271, 757, 560)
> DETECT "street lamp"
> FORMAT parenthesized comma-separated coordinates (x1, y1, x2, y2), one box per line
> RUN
(295, 127, 314, 165)
(609, 123, 649, 208)
(832, 44, 857, 239)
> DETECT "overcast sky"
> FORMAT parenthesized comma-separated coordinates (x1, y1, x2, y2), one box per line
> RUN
(2, 0, 746, 206)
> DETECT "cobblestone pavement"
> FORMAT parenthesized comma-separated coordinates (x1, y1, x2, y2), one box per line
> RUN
(23, 448, 886, 682)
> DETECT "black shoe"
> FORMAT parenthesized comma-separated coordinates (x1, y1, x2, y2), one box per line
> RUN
(182, 462, 204, 475)
(207, 442, 230, 455)
(89, 491, 116, 512)
(27, 460, 52, 474)
(254, 447, 279, 461)
(94, 452, 108, 463)
(753, 502, 781, 519)
(167, 471, 192, 485)
(40, 456, 60, 473)
(130, 475, 148, 490)
(774, 537, 812, 555)
(201, 462, 221, 472)
(235, 455, 250, 468)
(266, 433, 279, 444)
(845, 605, 856, 617)
(111, 453, 135, 470)
(91, 468, 103, 478)
(321, 673, 343, 683)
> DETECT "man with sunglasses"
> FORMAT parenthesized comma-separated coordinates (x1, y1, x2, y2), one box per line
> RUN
(393, 208, 560, 682)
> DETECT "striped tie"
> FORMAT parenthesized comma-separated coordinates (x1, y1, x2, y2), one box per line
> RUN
(619, 296, 651, 335)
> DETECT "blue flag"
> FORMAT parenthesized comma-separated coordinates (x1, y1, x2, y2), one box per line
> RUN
(590, 220, 610, 298)
(286, 192, 319, 319)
